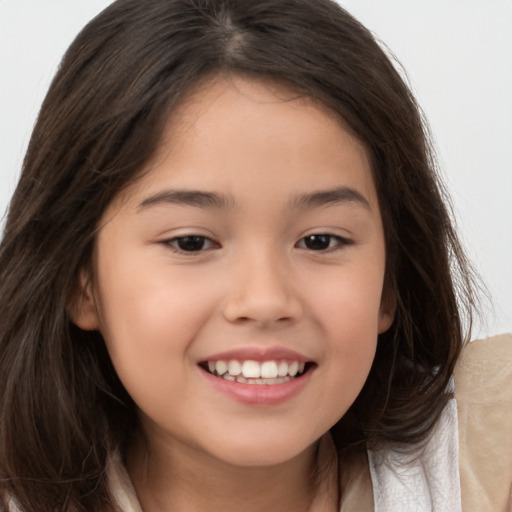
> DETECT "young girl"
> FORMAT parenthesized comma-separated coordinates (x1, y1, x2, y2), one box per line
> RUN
(0, 1, 510, 511)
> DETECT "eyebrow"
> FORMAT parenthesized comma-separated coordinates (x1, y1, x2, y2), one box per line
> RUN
(138, 186, 371, 212)
(138, 189, 234, 210)
(291, 187, 371, 210)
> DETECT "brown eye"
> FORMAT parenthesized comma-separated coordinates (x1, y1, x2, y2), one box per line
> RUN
(304, 235, 331, 250)
(169, 236, 213, 252)
(297, 234, 351, 251)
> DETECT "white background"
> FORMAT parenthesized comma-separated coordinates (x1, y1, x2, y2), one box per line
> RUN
(1, 1, 511, 337)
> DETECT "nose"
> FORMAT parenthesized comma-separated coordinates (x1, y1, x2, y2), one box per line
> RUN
(222, 250, 303, 327)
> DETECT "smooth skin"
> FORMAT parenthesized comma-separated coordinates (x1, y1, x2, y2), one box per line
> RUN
(73, 76, 394, 512)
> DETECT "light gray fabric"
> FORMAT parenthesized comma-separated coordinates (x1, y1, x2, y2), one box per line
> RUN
(368, 389, 461, 512)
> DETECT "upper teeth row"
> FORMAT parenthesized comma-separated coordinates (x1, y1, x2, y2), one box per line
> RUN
(207, 360, 306, 379)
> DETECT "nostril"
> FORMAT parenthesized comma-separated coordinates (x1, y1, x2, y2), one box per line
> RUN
(230, 316, 251, 325)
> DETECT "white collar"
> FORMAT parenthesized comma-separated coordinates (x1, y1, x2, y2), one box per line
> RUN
(368, 381, 462, 512)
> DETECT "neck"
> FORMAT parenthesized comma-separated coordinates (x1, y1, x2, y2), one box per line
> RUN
(126, 432, 338, 512)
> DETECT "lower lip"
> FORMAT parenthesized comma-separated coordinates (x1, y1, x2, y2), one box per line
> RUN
(200, 368, 313, 405)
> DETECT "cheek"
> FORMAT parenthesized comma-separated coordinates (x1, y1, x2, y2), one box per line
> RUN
(306, 264, 383, 402)
(310, 263, 385, 334)
(96, 252, 216, 338)
(93, 259, 220, 399)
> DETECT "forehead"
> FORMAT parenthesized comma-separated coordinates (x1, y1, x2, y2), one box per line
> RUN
(116, 75, 378, 211)
(166, 74, 367, 161)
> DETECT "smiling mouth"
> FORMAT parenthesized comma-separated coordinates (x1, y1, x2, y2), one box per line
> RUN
(199, 359, 313, 385)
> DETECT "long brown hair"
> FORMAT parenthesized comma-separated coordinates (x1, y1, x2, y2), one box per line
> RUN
(0, 0, 478, 510)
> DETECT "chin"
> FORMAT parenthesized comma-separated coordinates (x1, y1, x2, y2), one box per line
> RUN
(206, 434, 318, 469)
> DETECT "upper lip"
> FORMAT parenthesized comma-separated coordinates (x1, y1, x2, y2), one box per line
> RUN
(200, 346, 311, 363)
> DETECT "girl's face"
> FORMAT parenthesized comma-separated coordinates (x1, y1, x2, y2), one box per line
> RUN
(75, 76, 393, 468)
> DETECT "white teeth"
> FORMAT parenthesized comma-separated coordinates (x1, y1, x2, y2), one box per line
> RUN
(241, 360, 261, 378)
(206, 359, 308, 382)
(222, 375, 293, 385)
(228, 360, 242, 376)
(261, 361, 278, 378)
(215, 361, 227, 375)
(277, 361, 288, 377)
(288, 361, 299, 377)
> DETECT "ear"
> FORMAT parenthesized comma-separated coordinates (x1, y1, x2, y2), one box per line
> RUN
(378, 285, 396, 334)
(68, 269, 100, 331)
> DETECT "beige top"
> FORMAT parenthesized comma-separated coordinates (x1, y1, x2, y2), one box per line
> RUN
(455, 333, 512, 512)
(108, 334, 512, 512)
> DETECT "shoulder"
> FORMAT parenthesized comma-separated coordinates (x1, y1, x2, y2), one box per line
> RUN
(454, 333, 512, 512)
(455, 332, 512, 387)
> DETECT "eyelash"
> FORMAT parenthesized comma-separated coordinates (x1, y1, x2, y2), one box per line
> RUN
(163, 234, 352, 254)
